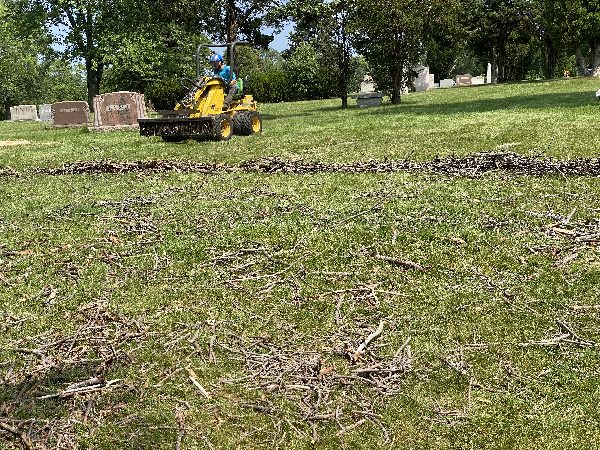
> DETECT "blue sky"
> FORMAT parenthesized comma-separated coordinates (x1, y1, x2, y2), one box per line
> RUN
(51, 22, 293, 53)
(267, 22, 293, 51)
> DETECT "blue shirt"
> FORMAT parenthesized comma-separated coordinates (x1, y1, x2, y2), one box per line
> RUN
(212, 65, 236, 82)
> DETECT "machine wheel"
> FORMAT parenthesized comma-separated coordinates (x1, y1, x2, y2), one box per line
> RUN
(232, 111, 262, 136)
(213, 114, 233, 141)
(162, 136, 187, 143)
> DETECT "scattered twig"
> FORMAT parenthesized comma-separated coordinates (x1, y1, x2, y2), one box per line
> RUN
(374, 254, 424, 271)
(353, 321, 385, 361)
(187, 368, 210, 398)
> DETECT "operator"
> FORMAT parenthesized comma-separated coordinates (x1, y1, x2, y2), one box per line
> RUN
(209, 53, 237, 109)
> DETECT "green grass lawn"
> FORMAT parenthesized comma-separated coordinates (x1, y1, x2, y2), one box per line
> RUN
(1, 78, 600, 449)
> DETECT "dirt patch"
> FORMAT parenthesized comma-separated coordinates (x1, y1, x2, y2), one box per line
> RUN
(0, 140, 31, 147)
(33, 152, 600, 178)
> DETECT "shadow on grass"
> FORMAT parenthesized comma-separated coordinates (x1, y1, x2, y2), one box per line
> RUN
(360, 91, 597, 117)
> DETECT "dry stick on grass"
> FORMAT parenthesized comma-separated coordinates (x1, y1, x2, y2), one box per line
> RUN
(0, 421, 35, 450)
(175, 409, 186, 450)
(187, 368, 210, 398)
(556, 319, 596, 346)
(37, 379, 122, 400)
(374, 254, 424, 271)
(335, 418, 367, 436)
(352, 321, 385, 362)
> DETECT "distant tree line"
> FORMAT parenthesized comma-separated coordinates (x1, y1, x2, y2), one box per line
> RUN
(1, 0, 599, 118)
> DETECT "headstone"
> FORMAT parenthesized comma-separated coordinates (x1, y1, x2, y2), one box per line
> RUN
(360, 75, 376, 93)
(471, 76, 485, 85)
(52, 101, 90, 126)
(414, 66, 433, 92)
(440, 79, 455, 88)
(456, 74, 472, 86)
(38, 104, 53, 123)
(486, 63, 492, 84)
(93, 92, 147, 128)
(356, 92, 383, 107)
(10, 105, 38, 121)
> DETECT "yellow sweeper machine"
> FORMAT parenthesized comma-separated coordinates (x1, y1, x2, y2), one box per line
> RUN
(139, 41, 262, 142)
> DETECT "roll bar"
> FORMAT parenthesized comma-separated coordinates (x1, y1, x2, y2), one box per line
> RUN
(196, 41, 250, 82)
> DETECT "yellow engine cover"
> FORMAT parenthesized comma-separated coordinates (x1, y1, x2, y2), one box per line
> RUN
(174, 77, 257, 118)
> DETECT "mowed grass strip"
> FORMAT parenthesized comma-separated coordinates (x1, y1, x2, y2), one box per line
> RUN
(1, 77, 600, 172)
(1, 78, 600, 448)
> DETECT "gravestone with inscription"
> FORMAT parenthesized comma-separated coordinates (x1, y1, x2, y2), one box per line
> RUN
(456, 74, 472, 86)
(52, 101, 90, 126)
(10, 105, 38, 121)
(38, 104, 53, 122)
(93, 92, 147, 128)
(471, 76, 485, 85)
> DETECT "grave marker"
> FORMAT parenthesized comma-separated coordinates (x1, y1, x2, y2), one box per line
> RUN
(52, 101, 90, 126)
(414, 66, 434, 92)
(471, 76, 485, 85)
(456, 74, 472, 86)
(356, 92, 383, 107)
(10, 105, 38, 121)
(360, 75, 376, 94)
(93, 92, 147, 128)
(38, 104, 53, 122)
(439, 79, 455, 88)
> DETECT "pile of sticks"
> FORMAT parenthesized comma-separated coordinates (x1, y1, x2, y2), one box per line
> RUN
(1, 300, 146, 449)
(0, 167, 19, 177)
(218, 321, 412, 441)
(30, 152, 600, 178)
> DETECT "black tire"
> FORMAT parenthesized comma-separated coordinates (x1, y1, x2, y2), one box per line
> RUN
(213, 114, 233, 141)
(232, 111, 262, 136)
(162, 136, 187, 143)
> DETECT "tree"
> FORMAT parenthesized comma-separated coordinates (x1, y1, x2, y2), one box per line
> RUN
(0, 0, 47, 118)
(469, 0, 538, 82)
(283, 0, 354, 108)
(422, 0, 470, 80)
(554, 0, 600, 76)
(352, 0, 426, 103)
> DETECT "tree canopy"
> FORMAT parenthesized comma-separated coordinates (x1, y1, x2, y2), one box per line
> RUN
(2, 0, 600, 114)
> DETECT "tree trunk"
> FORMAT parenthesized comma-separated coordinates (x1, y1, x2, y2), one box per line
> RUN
(391, 68, 402, 104)
(491, 46, 498, 84)
(592, 43, 600, 78)
(576, 46, 587, 76)
(339, 49, 349, 109)
(86, 59, 103, 111)
(544, 38, 557, 79)
(341, 93, 348, 109)
(226, 0, 237, 65)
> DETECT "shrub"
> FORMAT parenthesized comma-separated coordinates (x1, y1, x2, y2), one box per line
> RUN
(145, 78, 185, 110)
(247, 70, 290, 103)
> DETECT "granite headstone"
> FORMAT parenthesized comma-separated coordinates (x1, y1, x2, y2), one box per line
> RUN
(456, 74, 472, 86)
(38, 104, 53, 122)
(471, 76, 485, 85)
(414, 66, 434, 92)
(10, 105, 38, 121)
(52, 101, 90, 126)
(93, 92, 147, 127)
(356, 92, 383, 107)
(439, 79, 455, 88)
